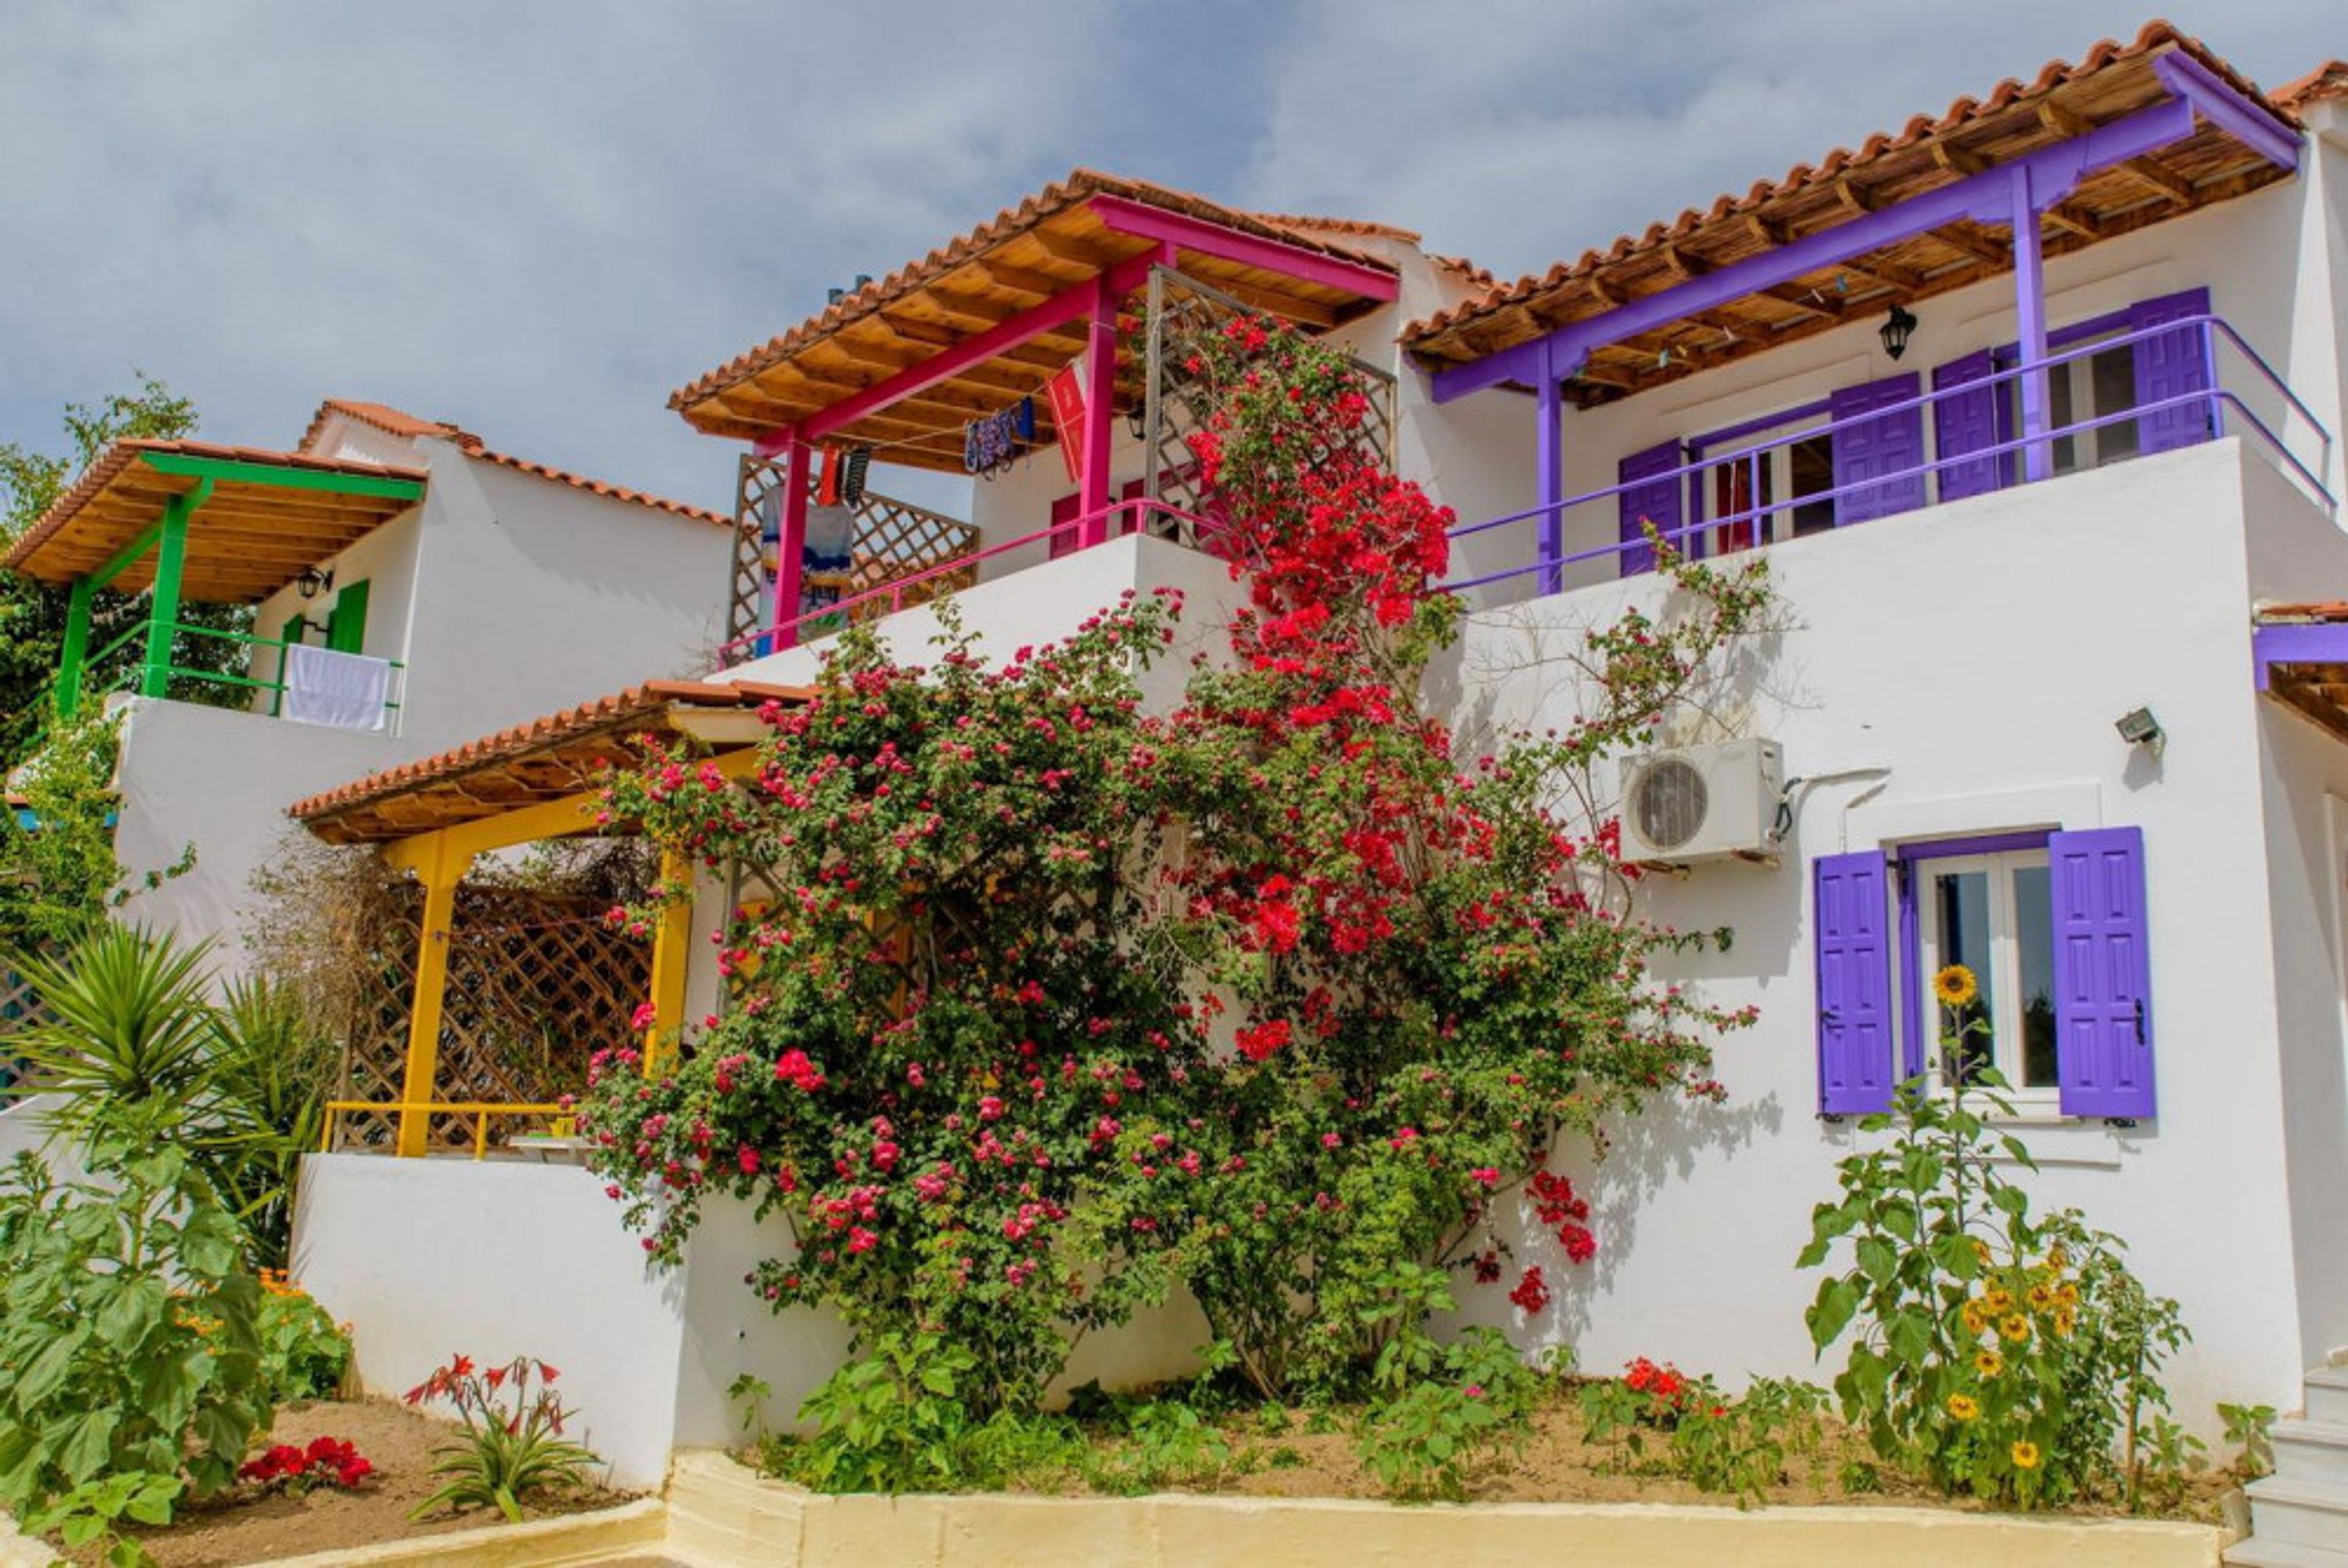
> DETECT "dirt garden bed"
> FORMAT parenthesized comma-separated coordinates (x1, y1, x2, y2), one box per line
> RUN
(74, 1399, 634, 1568)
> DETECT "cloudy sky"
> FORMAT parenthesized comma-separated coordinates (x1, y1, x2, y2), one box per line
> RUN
(1, 1, 2335, 517)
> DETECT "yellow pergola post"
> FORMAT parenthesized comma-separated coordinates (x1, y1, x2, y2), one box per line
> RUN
(394, 833, 475, 1157)
(644, 849, 695, 1076)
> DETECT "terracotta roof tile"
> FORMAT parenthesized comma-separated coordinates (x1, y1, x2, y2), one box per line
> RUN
(1251, 212, 1425, 244)
(668, 168, 1398, 416)
(298, 397, 729, 530)
(2256, 602, 2348, 623)
(1404, 21, 2298, 350)
(287, 676, 814, 838)
(2273, 59, 2348, 111)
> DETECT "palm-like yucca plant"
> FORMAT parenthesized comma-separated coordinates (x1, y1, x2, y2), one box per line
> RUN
(196, 977, 338, 1268)
(6, 924, 216, 1143)
(405, 1355, 601, 1522)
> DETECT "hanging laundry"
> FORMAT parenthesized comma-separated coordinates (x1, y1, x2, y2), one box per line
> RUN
(817, 446, 843, 507)
(962, 401, 1028, 477)
(1045, 365, 1085, 483)
(841, 446, 873, 507)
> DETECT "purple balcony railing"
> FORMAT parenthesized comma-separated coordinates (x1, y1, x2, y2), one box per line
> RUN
(1443, 312, 2335, 603)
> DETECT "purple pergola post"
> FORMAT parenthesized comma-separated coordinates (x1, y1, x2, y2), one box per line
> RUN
(1079, 275, 1118, 548)
(1536, 339, 1565, 593)
(773, 434, 811, 649)
(2011, 164, 2054, 484)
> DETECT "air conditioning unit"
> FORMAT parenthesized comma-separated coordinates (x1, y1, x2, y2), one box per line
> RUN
(1619, 738, 1784, 866)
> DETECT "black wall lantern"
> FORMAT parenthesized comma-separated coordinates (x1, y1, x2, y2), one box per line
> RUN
(295, 565, 336, 601)
(1880, 303, 1919, 361)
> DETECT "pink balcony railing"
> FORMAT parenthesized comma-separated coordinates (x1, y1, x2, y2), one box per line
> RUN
(716, 497, 1228, 667)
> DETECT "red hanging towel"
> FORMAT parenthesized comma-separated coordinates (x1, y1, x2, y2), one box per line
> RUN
(817, 446, 843, 507)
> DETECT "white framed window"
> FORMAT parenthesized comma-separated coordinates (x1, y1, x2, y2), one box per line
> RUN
(1916, 848, 2061, 1101)
(1698, 427, 1836, 554)
(2017, 339, 2141, 476)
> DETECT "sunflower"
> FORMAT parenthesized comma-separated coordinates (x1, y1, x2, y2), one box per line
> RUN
(1932, 964, 1979, 1007)
(1976, 1349, 2004, 1378)
(2001, 1313, 2032, 1344)
(1971, 1239, 1993, 1270)
(1947, 1394, 1981, 1421)
(2053, 1307, 2077, 1337)
(2011, 1440, 2041, 1470)
(1960, 1299, 1990, 1334)
(1982, 1288, 2014, 1315)
(2057, 1281, 2080, 1306)
(2027, 1282, 2056, 1310)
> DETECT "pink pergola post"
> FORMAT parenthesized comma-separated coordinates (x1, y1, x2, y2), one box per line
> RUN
(1079, 276, 1118, 548)
(773, 434, 811, 649)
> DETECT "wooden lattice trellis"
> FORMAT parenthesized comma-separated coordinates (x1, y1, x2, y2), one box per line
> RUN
(0, 960, 56, 1093)
(1140, 267, 1399, 540)
(726, 458, 982, 651)
(332, 882, 651, 1154)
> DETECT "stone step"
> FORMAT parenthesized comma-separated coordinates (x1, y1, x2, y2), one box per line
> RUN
(2306, 1367, 2348, 1426)
(2278, 1423, 2348, 1489)
(2248, 1475, 2348, 1553)
(2228, 1537, 2348, 1568)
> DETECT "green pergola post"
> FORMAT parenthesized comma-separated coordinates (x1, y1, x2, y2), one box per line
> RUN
(54, 576, 94, 719)
(138, 482, 209, 699)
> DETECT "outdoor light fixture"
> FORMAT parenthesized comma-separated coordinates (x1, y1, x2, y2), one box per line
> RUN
(2114, 706, 2166, 751)
(1880, 304, 1919, 361)
(295, 565, 335, 602)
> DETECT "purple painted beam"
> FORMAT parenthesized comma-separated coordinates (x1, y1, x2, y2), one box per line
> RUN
(1536, 340, 1563, 593)
(2152, 51, 2302, 172)
(1088, 194, 1401, 302)
(2010, 164, 2054, 484)
(755, 252, 1166, 455)
(1431, 97, 2200, 403)
(2254, 622, 2348, 690)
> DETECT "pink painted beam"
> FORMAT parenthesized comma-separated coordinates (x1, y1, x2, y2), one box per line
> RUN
(760, 252, 1168, 455)
(1087, 194, 1400, 303)
(773, 436, 810, 647)
(1079, 277, 1118, 547)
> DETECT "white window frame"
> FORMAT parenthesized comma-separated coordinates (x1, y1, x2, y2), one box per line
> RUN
(1916, 848, 2061, 1106)
(1695, 421, 1836, 550)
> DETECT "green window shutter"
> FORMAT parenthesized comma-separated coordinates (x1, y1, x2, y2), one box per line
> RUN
(326, 580, 371, 654)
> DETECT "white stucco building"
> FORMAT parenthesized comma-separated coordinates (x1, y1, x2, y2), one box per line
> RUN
(277, 27, 2348, 1522)
(1, 399, 736, 966)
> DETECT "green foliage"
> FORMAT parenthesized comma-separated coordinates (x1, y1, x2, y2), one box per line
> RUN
(1578, 1360, 1831, 1505)
(1798, 995, 2191, 1509)
(2219, 1401, 2276, 1480)
(407, 1355, 600, 1523)
(1353, 1327, 1544, 1503)
(255, 1286, 351, 1404)
(0, 710, 129, 954)
(775, 1330, 1082, 1494)
(7, 924, 216, 1146)
(728, 1372, 775, 1441)
(23, 1471, 180, 1568)
(196, 975, 338, 1267)
(7, 926, 334, 1267)
(1083, 1401, 1247, 1496)
(0, 1143, 268, 1543)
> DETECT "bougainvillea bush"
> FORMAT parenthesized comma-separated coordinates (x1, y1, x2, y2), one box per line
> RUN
(578, 312, 1768, 1424)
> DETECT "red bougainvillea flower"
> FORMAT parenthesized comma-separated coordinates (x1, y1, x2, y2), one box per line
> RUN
(1508, 1266, 1552, 1314)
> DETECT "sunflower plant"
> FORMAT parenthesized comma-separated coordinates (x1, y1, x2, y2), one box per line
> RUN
(1797, 965, 2192, 1509)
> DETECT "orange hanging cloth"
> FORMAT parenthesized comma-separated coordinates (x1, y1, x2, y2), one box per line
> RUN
(817, 446, 843, 507)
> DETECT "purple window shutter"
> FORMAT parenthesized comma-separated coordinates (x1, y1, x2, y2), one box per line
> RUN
(2131, 287, 2214, 456)
(1815, 850, 1894, 1116)
(2049, 827, 2156, 1120)
(1829, 373, 1927, 525)
(1617, 440, 1682, 577)
(1931, 351, 2013, 502)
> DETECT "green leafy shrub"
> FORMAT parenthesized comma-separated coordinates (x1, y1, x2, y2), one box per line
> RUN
(1579, 1360, 1831, 1504)
(1083, 1401, 1247, 1496)
(0, 1143, 268, 1564)
(1799, 968, 2191, 1509)
(1353, 1327, 1544, 1502)
(406, 1353, 600, 1522)
(2220, 1401, 2276, 1480)
(255, 1280, 351, 1402)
